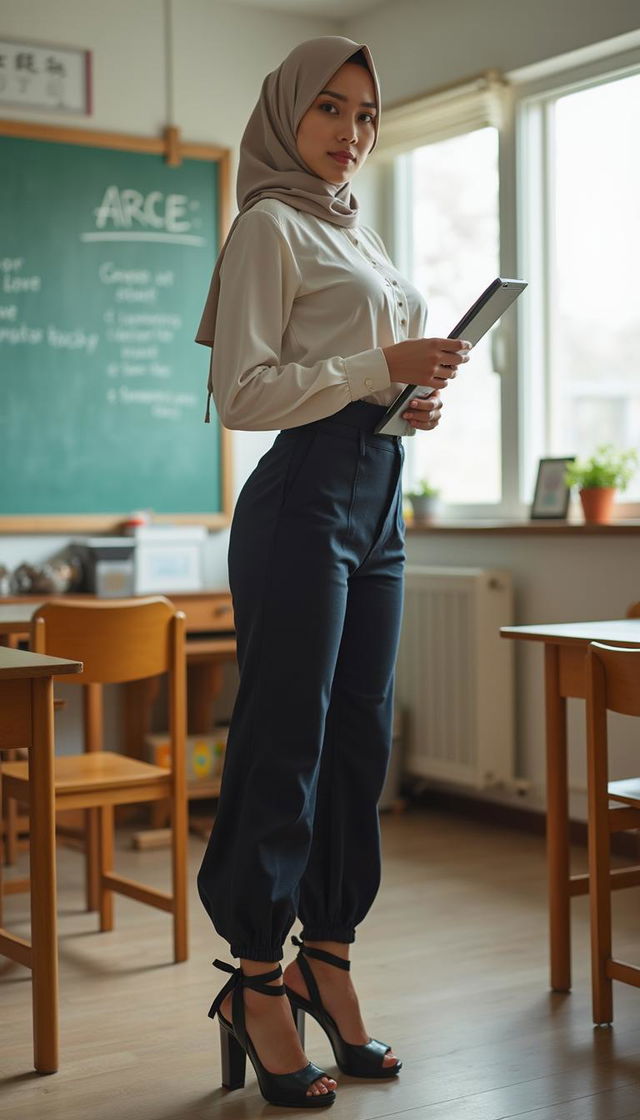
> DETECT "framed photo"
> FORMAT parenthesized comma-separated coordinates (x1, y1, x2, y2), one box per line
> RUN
(0, 38, 92, 114)
(530, 457, 575, 520)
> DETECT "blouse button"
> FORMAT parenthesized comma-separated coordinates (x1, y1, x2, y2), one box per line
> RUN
(392, 280, 399, 287)
(398, 301, 404, 308)
(400, 318, 407, 326)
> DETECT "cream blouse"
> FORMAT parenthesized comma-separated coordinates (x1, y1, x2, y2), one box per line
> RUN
(206, 197, 428, 432)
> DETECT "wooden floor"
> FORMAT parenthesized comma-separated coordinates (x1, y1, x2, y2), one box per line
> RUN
(2, 808, 640, 1120)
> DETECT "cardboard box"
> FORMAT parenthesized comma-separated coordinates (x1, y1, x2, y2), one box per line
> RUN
(145, 727, 228, 783)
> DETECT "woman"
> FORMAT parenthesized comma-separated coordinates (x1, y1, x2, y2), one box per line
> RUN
(195, 35, 471, 1109)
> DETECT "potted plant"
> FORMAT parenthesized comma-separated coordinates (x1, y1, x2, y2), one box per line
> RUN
(564, 444, 638, 524)
(406, 479, 441, 523)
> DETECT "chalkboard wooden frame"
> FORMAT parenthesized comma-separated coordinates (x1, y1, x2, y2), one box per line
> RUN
(0, 118, 233, 533)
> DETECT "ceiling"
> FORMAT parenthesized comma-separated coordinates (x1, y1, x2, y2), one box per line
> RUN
(223, 0, 385, 21)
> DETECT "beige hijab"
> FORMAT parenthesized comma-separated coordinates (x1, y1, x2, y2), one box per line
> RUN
(196, 35, 381, 420)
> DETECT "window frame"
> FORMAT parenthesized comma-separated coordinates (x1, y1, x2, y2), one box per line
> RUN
(515, 45, 640, 518)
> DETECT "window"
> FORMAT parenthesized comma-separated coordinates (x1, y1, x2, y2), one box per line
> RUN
(521, 69, 640, 503)
(399, 126, 501, 503)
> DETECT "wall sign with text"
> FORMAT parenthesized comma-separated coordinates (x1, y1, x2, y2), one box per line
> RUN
(0, 39, 91, 114)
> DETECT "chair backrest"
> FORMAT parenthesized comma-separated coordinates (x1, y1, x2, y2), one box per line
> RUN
(31, 597, 184, 685)
(626, 601, 640, 619)
(587, 642, 640, 720)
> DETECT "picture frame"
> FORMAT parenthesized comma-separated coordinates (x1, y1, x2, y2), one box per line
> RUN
(0, 37, 92, 115)
(530, 457, 575, 520)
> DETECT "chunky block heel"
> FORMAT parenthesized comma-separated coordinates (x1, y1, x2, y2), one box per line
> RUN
(286, 936, 402, 1079)
(208, 959, 336, 1108)
(219, 1020, 246, 1090)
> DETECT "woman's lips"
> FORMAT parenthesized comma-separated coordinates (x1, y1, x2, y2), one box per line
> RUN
(328, 152, 354, 165)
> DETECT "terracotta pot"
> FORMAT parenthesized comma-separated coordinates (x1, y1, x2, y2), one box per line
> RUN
(579, 486, 616, 524)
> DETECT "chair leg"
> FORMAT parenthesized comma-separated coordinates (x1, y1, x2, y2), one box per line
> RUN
(171, 795, 188, 963)
(589, 829, 613, 1025)
(587, 746, 614, 1026)
(4, 751, 20, 865)
(0, 757, 4, 927)
(98, 806, 114, 932)
(85, 808, 100, 911)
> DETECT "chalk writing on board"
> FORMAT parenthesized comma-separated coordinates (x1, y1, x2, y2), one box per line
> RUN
(80, 186, 205, 246)
(0, 250, 193, 420)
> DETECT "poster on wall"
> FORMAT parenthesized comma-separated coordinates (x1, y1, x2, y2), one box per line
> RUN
(0, 38, 92, 114)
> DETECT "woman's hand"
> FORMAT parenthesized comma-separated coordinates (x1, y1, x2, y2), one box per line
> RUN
(382, 337, 472, 391)
(402, 390, 443, 431)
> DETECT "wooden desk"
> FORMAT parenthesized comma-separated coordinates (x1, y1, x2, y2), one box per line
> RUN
(501, 619, 640, 993)
(0, 646, 82, 1073)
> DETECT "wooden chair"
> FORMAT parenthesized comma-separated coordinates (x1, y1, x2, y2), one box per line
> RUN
(586, 641, 640, 1025)
(2, 597, 188, 963)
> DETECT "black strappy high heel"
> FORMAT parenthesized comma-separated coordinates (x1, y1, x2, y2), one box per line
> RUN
(208, 959, 336, 1108)
(285, 936, 402, 1079)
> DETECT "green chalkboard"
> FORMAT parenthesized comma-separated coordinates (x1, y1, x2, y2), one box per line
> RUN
(0, 124, 230, 529)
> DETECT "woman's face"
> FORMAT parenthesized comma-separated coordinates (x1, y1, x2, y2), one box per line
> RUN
(296, 61, 377, 185)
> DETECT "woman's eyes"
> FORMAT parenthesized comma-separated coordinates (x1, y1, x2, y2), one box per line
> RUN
(318, 101, 374, 124)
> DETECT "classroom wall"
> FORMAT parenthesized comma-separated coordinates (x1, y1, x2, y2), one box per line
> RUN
(1, 0, 639, 815)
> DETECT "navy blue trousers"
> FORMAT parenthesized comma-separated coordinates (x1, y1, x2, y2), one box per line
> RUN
(197, 401, 406, 961)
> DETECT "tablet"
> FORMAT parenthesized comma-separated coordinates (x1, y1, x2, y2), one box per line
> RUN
(374, 277, 527, 436)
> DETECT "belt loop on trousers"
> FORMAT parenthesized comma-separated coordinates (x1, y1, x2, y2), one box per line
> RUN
(358, 430, 366, 458)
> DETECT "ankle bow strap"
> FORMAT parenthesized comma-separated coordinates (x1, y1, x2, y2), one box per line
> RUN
(291, 935, 351, 972)
(208, 958, 284, 1019)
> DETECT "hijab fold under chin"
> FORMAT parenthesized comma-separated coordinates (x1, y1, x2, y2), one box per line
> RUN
(196, 35, 381, 418)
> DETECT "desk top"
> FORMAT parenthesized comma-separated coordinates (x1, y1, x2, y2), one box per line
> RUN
(0, 646, 82, 679)
(501, 619, 640, 647)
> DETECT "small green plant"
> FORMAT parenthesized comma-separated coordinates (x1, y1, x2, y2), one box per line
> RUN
(564, 444, 639, 492)
(406, 478, 440, 498)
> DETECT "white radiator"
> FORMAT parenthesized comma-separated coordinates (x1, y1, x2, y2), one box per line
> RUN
(395, 566, 515, 790)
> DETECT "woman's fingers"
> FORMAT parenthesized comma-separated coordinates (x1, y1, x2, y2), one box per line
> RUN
(428, 364, 456, 390)
(381, 337, 472, 389)
(403, 394, 443, 429)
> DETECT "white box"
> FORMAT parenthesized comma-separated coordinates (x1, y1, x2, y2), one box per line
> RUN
(128, 525, 207, 594)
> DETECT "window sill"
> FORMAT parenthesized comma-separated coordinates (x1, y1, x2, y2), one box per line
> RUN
(405, 519, 640, 535)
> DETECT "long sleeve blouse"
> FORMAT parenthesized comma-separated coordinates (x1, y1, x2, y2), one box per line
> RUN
(206, 197, 428, 432)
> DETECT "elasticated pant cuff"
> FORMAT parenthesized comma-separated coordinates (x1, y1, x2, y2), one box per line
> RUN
(299, 927, 356, 944)
(230, 943, 284, 962)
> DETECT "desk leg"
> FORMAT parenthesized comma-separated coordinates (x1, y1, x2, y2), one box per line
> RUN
(29, 676, 59, 1074)
(123, 676, 164, 828)
(544, 644, 571, 992)
(123, 677, 161, 759)
(187, 660, 223, 734)
(83, 685, 103, 912)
